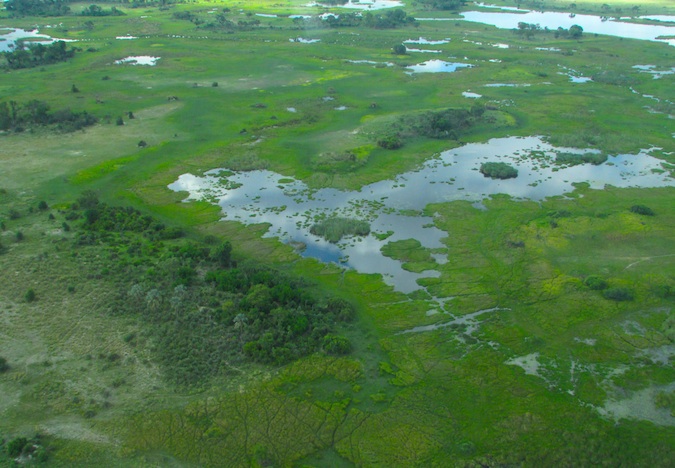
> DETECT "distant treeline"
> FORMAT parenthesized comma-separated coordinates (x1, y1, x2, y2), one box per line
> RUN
(5, 0, 182, 16)
(0, 99, 98, 132)
(2, 40, 75, 70)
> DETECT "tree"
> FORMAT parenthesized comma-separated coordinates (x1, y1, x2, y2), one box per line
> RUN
(0, 356, 9, 373)
(392, 43, 407, 55)
(569, 24, 583, 39)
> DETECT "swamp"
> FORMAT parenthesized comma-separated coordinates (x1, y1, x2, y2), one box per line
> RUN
(0, 0, 674, 466)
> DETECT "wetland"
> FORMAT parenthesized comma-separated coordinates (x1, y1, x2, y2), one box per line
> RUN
(1, 0, 674, 466)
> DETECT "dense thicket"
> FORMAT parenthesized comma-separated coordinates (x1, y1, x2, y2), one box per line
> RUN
(2, 40, 75, 70)
(69, 193, 355, 386)
(0, 101, 96, 133)
(5, 0, 71, 16)
(0, 99, 97, 132)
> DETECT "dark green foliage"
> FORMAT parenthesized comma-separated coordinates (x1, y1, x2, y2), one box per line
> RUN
(81, 4, 125, 17)
(2, 41, 75, 70)
(6, 437, 28, 458)
(479, 162, 518, 179)
(0, 356, 9, 373)
(15, 231, 24, 241)
(0, 99, 97, 132)
(210, 240, 232, 267)
(603, 287, 634, 301)
(392, 44, 407, 55)
(5, 0, 70, 16)
(396, 108, 475, 139)
(417, 0, 466, 10)
(24, 289, 36, 302)
(71, 84, 79, 93)
(555, 152, 608, 166)
(322, 334, 351, 355)
(37, 200, 48, 211)
(377, 134, 404, 149)
(310, 217, 370, 243)
(630, 205, 655, 216)
(9, 208, 21, 220)
(556, 24, 584, 39)
(515, 22, 541, 39)
(66, 201, 355, 385)
(584, 275, 608, 290)
(116, 116, 124, 126)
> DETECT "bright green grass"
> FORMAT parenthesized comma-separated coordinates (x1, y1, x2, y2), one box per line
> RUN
(1, 2, 674, 466)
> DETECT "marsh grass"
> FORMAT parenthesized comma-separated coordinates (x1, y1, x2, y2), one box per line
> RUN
(1, 1, 675, 465)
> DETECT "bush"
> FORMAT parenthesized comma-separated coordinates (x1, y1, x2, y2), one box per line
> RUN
(0, 356, 9, 373)
(630, 205, 655, 216)
(603, 287, 634, 301)
(377, 134, 404, 149)
(584, 275, 608, 290)
(322, 334, 352, 355)
(24, 289, 36, 302)
(479, 162, 518, 179)
(6, 437, 28, 458)
(555, 152, 607, 166)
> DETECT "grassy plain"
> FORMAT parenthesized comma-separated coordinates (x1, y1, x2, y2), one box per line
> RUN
(1, 0, 674, 466)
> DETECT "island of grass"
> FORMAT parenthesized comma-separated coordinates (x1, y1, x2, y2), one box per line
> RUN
(310, 217, 370, 243)
(555, 152, 608, 166)
(479, 161, 518, 179)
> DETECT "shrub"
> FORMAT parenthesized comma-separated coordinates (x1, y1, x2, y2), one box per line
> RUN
(630, 205, 655, 216)
(37, 200, 48, 211)
(377, 134, 404, 149)
(584, 275, 608, 290)
(322, 334, 352, 355)
(25, 289, 36, 302)
(0, 356, 9, 373)
(479, 162, 518, 179)
(6, 437, 28, 458)
(603, 287, 634, 301)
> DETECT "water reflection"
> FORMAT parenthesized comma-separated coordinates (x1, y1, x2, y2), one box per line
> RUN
(169, 136, 674, 293)
(457, 10, 675, 46)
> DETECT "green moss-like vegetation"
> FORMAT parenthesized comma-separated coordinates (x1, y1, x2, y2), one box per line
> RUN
(555, 152, 608, 166)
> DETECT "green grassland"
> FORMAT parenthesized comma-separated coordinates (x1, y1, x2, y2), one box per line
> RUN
(1, 0, 674, 466)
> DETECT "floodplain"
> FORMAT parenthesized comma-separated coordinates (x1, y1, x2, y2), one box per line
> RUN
(1, 0, 674, 466)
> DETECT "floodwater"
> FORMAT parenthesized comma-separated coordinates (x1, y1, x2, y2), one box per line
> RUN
(405, 60, 473, 73)
(0, 28, 74, 52)
(114, 56, 160, 66)
(457, 10, 675, 47)
(169, 136, 674, 293)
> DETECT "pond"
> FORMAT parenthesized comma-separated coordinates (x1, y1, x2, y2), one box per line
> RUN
(457, 10, 675, 47)
(169, 136, 674, 294)
(406, 60, 473, 74)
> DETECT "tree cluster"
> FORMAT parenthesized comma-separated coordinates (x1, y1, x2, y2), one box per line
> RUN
(2, 40, 75, 70)
(5, 0, 70, 16)
(80, 4, 126, 16)
(67, 194, 355, 386)
(416, 0, 466, 11)
(0, 99, 97, 133)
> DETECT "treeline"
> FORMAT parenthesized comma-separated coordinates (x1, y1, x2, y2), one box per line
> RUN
(301, 9, 417, 29)
(68, 192, 355, 386)
(0, 99, 97, 132)
(2, 40, 75, 70)
(5, 0, 181, 16)
(80, 4, 125, 16)
(516, 22, 583, 39)
(416, 0, 467, 11)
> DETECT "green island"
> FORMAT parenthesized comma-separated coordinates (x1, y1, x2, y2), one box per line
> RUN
(1, 0, 674, 466)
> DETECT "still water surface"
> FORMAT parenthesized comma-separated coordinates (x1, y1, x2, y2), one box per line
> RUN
(170, 136, 674, 293)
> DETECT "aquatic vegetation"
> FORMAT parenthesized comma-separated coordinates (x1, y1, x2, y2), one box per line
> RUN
(479, 161, 518, 179)
(310, 217, 371, 243)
